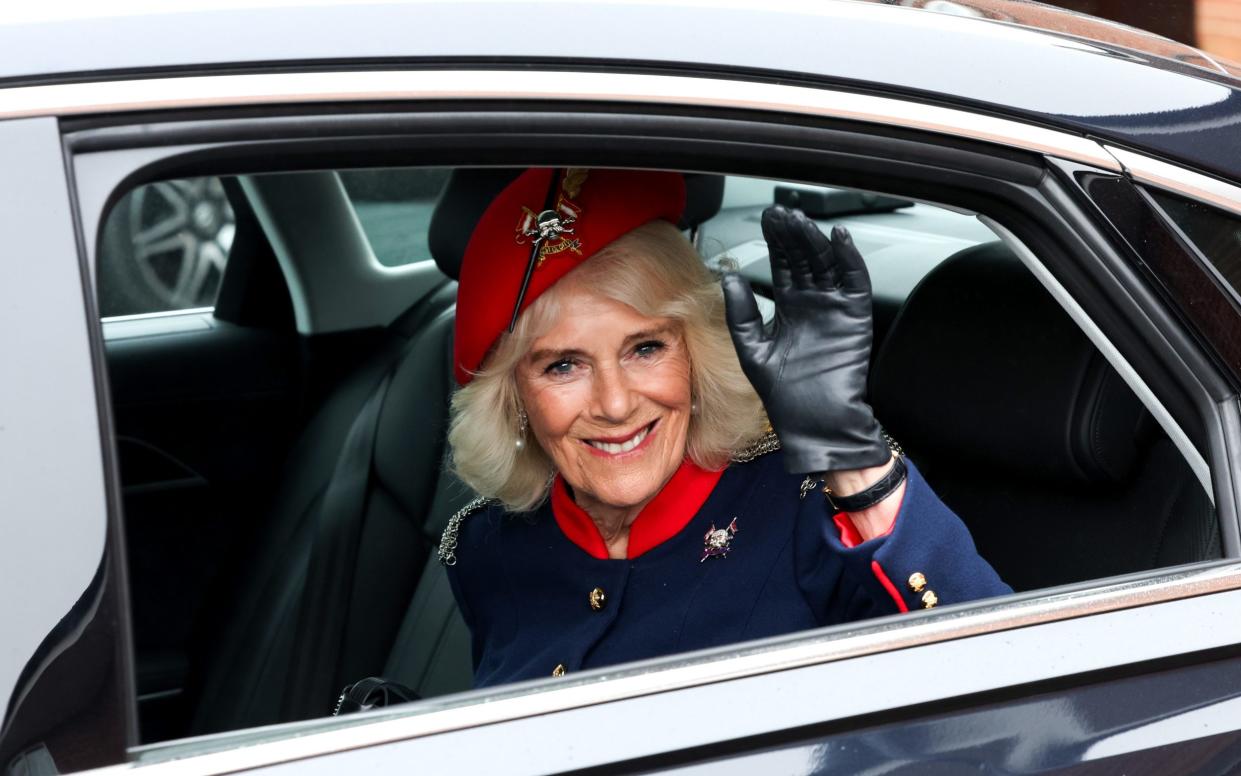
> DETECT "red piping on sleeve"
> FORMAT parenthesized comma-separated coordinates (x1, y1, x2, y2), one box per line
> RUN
(871, 560, 909, 613)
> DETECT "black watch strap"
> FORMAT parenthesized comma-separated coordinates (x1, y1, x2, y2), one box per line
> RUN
(824, 454, 907, 513)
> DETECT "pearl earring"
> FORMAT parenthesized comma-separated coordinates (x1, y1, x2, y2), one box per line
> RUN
(515, 409, 528, 451)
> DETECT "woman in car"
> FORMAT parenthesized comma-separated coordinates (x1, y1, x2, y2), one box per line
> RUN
(441, 167, 1009, 686)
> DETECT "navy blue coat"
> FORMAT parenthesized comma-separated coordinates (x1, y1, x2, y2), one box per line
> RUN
(445, 449, 1010, 687)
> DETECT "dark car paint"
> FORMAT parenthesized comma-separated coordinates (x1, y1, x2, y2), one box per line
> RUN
(4, 1, 1241, 184)
(650, 650, 1241, 775)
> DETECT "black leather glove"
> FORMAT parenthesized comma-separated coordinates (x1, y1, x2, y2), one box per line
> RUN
(722, 205, 890, 474)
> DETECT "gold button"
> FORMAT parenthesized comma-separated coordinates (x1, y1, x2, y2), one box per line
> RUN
(921, 590, 939, 609)
(589, 587, 607, 611)
(908, 572, 927, 593)
(551, 663, 567, 677)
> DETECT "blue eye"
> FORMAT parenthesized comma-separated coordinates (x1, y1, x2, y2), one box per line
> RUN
(634, 340, 666, 358)
(544, 359, 576, 376)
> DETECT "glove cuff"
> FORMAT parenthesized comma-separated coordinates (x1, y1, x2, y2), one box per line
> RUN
(780, 415, 892, 474)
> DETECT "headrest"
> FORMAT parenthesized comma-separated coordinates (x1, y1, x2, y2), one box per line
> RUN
(428, 169, 725, 281)
(428, 168, 523, 281)
(870, 242, 1148, 485)
(681, 173, 726, 232)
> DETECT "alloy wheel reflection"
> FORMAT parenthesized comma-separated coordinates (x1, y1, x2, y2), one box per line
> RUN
(126, 177, 235, 309)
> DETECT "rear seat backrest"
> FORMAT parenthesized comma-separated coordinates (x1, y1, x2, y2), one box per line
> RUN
(379, 320, 476, 698)
(869, 242, 1219, 590)
(189, 284, 465, 733)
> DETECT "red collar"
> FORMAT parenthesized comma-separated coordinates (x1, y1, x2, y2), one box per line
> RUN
(551, 459, 725, 559)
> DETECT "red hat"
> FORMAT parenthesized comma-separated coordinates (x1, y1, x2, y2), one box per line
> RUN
(454, 168, 687, 385)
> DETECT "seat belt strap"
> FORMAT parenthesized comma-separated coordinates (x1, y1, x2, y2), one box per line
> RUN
(283, 370, 394, 719)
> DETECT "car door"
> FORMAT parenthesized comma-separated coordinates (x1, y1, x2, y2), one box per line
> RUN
(7, 64, 1241, 775)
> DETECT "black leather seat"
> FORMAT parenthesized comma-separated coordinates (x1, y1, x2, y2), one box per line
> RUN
(187, 285, 471, 733)
(869, 241, 1220, 592)
(185, 170, 725, 735)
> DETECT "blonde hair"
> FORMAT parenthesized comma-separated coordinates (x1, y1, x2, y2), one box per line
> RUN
(448, 220, 768, 511)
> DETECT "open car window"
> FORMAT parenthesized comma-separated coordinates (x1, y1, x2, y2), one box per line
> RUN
(93, 162, 1221, 756)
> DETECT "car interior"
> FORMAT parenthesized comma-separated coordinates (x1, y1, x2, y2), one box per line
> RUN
(97, 166, 1222, 745)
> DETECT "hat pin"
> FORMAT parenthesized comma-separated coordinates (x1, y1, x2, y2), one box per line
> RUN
(508, 169, 566, 332)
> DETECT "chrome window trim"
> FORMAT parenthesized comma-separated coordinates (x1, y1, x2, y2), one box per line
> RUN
(1105, 144, 1241, 219)
(99, 560, 1241, 775)
(981, 216, 1213, 498)
(4, 69, 1120, 171)
(101, 306, 215, 323)
(101, 309, 216, 342)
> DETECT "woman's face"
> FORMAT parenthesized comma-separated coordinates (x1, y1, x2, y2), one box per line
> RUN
(516, 284, 692, 515)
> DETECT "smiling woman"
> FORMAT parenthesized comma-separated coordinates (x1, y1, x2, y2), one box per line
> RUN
(519, 294, 695, 552)
(441, 167, 1011, 688)
(449, 218, 765, 516)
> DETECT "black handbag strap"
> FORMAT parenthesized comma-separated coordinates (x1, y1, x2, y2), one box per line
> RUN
(332, 676, 420, 716)
(283, 370, 394, 719)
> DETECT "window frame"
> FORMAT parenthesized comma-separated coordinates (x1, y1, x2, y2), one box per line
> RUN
(0, 116, 135, 774)
(33, 68, 1241, 770)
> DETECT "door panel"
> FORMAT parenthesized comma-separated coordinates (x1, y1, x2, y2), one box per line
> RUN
(103, 316, 300, 740)
(97, 176, 305, 739)
(658, 652, 1241, 774)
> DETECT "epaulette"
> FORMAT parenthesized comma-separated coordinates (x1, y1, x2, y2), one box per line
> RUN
(438, 496, 497, 566)
(730, 430, 781, 463)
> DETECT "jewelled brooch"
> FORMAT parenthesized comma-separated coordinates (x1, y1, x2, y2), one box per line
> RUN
(701, 518, 739, 562)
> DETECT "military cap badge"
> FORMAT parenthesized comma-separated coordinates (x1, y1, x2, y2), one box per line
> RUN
(515, 168, 587, 266)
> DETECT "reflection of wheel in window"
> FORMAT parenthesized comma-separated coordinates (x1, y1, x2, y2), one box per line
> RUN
(99, 177, 235, 317)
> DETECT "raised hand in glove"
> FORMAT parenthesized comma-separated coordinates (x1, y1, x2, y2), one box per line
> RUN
(721, 205, 890, 475)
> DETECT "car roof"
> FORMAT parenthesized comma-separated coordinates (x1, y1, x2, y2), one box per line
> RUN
(5, 0, 1241, 183)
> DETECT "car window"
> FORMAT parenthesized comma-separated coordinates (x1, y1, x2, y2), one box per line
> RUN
(96, 169, 450, 320)
(97, 177, 235, 318)
(1145, 187, 1241, 299)
(339, 168, 450, 267)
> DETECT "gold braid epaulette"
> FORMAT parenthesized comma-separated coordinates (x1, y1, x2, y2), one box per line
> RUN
(729, 428, 902, 463)
(438, 496, 496, 566)
(730, 430, 781, 463)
